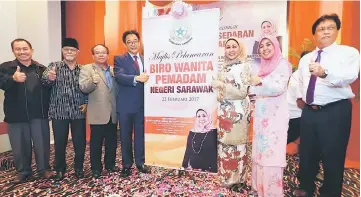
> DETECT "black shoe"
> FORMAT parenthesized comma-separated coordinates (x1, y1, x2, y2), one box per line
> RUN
(230, 183, 248, 193)
(54, 172, 64, 181)
(106, 166, 120, 172)
(92, 170, 101, 179)
(136, 165, 150, 174)
(74, 169, 84, 179)
(13, 174, 32, 184)
(41, 170, 54, 179)
(121, 168, 131, 177)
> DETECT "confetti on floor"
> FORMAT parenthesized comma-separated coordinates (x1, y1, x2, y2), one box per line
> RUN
(0, 143, 359, 197)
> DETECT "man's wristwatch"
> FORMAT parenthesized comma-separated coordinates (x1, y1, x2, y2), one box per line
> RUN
(320, 69, 328, 78)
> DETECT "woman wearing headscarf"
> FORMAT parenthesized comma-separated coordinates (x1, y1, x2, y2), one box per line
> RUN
(182, 109, 217, 173)
(252, 20, 283, 63)
(249, 36, 291, 197)
(211, 37, 252, 192)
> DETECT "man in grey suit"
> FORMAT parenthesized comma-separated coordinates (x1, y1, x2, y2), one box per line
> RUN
(79, 44, 118, 179)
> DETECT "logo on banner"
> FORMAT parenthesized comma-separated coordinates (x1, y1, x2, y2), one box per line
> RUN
(169, 26, 192, 45)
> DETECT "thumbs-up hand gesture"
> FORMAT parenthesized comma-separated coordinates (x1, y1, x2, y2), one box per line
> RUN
(48, 66, 57, 81)
(135, 72, 149, 83)
(12, 66, 27, 83)
(250, 74, 262, 86)
(92, 71, 100, 85)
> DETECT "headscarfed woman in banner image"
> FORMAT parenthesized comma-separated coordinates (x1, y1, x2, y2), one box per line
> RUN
(252, 20, 283, 63)
(211, 37, 252, 192)
(182, 109, 217, 173)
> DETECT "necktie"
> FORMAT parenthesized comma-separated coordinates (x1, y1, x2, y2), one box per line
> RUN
(133, 56, 140, 72)
(306, 50, 322, 104)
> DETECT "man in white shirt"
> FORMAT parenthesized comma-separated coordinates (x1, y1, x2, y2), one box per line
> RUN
(294, 14, 360, 197)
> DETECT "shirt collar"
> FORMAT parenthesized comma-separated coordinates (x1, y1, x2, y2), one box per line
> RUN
(15, 59, 36, 68)
(98, 64, 110, 71)
(61, 60, 80, 69)
(128, 52, 140, 59)
(315, 41, 337, 53)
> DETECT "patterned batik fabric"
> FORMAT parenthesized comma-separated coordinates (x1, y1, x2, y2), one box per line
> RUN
(218, 143, 248, 186)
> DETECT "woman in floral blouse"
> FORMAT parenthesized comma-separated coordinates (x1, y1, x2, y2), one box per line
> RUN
(211, 37, 252, 192)
(249, 36, 291, 197)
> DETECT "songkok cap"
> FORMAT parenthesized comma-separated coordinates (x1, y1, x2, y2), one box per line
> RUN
(62, 38, 79, 50)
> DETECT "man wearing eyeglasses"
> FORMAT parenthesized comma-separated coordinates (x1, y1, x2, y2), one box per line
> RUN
(0, 38, 53, 183)
(293, 14, 360, 197)
(79, 44, 118, 179)
(114, 30, 150, 177)
(42, 38, 88, 181)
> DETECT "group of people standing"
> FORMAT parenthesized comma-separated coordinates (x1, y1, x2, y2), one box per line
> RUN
(212, 13, 359, 197)
(0, 12, 359, 197)
(0, 30, 150, 183)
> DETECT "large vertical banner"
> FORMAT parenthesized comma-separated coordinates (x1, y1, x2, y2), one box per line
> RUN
(194, 1, 288, 72)
(143, 9, 220, 172)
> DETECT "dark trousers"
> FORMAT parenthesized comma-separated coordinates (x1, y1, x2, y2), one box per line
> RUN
(118, 110, 145, 168)
(299, 99, 351, 196)
(90, 118, 117, 172)
(7, 118, 50, 176)
(52, 119, 86, 173)
(287, 118, 300, 144)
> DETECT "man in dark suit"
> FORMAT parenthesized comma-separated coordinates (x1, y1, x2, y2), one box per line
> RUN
(114, 30, 150, 177)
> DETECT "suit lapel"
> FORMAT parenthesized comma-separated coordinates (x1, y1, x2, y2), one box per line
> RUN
(92, 64, 108, 89)
(126, 53, 137, 74)
(109, 67, 115, 93)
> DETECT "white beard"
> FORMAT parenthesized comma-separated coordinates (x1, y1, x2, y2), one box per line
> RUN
(64, 55, 75, 62)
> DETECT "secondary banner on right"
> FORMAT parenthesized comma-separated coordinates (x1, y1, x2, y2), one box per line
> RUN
(194, 1, 288, 71)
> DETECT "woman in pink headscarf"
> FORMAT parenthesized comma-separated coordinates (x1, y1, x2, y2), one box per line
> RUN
(182, 109, 217, 173)
(249, 36, 291, 197)
(252, 20, 283, 62)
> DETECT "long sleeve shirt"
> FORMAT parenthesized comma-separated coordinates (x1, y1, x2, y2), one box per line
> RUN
(295, 42, 360, 105)
(42, 61, 87, 120)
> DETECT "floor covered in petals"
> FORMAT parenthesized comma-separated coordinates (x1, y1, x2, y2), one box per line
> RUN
(0, 142, 359, 197)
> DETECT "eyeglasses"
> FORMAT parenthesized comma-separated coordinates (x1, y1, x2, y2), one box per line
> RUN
(126, 40, 139, 46)
(62, 48, 78, 53)
(316, 26, 336, 33)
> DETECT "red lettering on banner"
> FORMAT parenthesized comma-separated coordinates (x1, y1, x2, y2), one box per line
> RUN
(150, 63, 171, 73)
(155, 73, 207, 84)
(174, 61, 213, 72)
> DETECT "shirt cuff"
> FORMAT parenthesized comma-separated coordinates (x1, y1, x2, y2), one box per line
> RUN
(249, 86, 257, 95)
(323, 71, 340, 86)
(133, 77, 138, 86)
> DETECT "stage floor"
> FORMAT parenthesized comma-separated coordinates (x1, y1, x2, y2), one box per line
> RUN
(0, 142, 359, 197)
